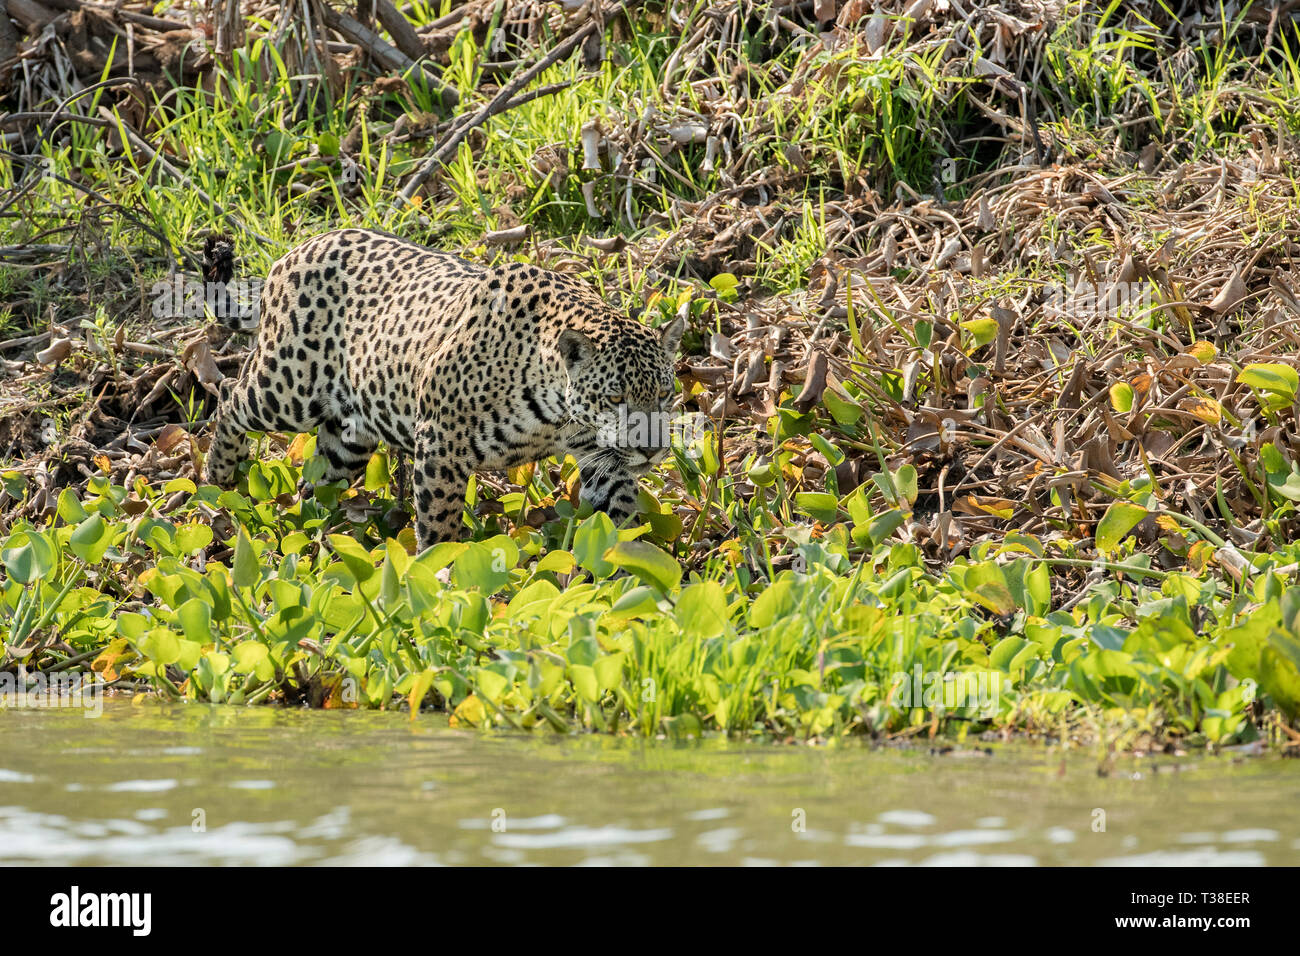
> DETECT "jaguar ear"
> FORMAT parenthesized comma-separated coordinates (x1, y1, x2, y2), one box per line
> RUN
(556, 329, 594, 375)
(659, 315, 685, 354)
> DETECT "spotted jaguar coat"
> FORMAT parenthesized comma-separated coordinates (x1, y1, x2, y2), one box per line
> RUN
(204, 228, 683, 548)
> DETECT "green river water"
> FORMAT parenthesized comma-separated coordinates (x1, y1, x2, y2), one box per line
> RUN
(1, 699, 1297, 865)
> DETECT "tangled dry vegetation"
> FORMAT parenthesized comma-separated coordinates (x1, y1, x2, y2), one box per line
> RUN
(1, 0, 1299, 583)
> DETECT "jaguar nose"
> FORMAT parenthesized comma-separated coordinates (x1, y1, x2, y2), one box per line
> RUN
(628, 448, 667, 470)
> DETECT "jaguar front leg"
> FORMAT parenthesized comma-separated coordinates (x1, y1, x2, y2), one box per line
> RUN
(412, 421, 472, 551)
(580, 448, 640, 527)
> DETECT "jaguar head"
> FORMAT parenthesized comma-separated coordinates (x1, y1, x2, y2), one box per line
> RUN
(558, 314, 684, 473)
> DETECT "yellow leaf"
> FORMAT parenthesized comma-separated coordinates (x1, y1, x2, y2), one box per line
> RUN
(93, 455, 111, 473)
(322, 673, 357, 709)
(450, 693, 486, 728)
(1181, 397, 1221, 424)
(1188, 341, 1217, 364)
(286, 433, 313, 465)
(407, 669, 436, 722)
(1187, 540, 1215, 572)
(91, 637, 131, 682)
(1109, 381, 1134, 413)
(955, 495, 1016, 519)
(961, 317, 999, 348)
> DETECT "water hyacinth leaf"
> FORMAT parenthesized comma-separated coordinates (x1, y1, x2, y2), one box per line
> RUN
(605, 540, 681, 594)
(176, 522, 213, 555)
(1095, 502, 1148, 554)
(675, 581, 727, 639)
(176, 598, 213, 643)
(961, 316, 998, 348)
(232, 641, 274, 680)
(451, 694, 486, 728)
(570, 664, 600, 702)
(964, 562, 1015, 616)
(989, 636, 1035, 673)
(808, 432, 845, 465)
(138, 629, 181, 665)
(865, 508, 905, 545)
(795, 492, 839, 523)
(452, 541, 510, 593)
(2, 532, 56, 584)
(1260, 443, 1300, 501)
(329, 534, 379, 583)
(1237, 363, 1299, 409)
(894, 464, 918, 506)
(708, 272, 739, 300)
(535, 550, 575, 575)
(508, 579, 561, 621)
(823, 389, 863, 426)
(232, 528, 261, 588)
(1109, 381, 1134, 413)
(2, 471, 27, 500)
(573, 513, 618, 577)
(57, 488, 89, 524)
(593, 653, 625, 692)
(475, 667, 510, 705)
(749, 578, 795, 627)
(1261, 634, 1300, 718)
(69, 513, 111, 564)
(606, 585, 660, 622)
(247, 464, 272, 501)
(364, 451, 391, 491)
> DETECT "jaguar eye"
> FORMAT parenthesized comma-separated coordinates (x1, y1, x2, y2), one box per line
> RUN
(658, 387, 673, 400)
(608, 394, 624, 406)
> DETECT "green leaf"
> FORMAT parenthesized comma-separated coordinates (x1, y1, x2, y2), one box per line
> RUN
(328, 534, 376, 584)
(573, 513, 618, 578)
(176, 522, 213, 555)
(452, 541, 511, 593)
(708, 272, 739, 300)
(139, 629, 181, 666)
(232, 528, 261, 588)
(232, 640, 269, 675)
(606, 540, 681, 594)
(894, 464, 918, 506)
(176, 598, 213, 643)
(795, 492, 839, 523)
(69, 513, 112, 564)
(823, 390, 863, 426)
(1237, 363, 1298, 409)
(2, 532, 56, 584)
(593, 653, 625, 692)
(865, 508, 905, 545)
(675, 581, 727, 639)
(570, 664, 600, 702)
(1096, 502, 1148, 554)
